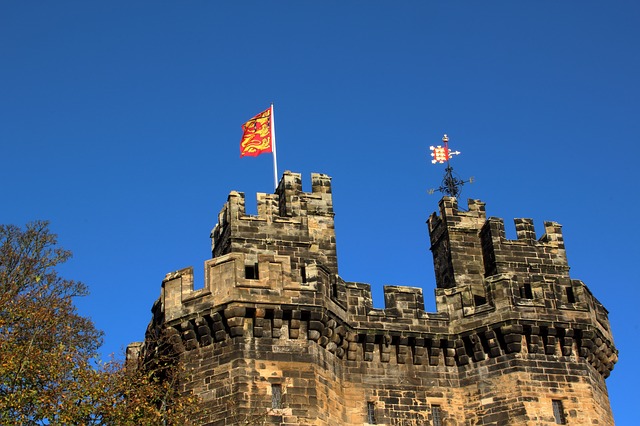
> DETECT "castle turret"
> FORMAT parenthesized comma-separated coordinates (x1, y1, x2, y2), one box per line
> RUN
(211, 171, 338, 280)
(131, 172, 617, 425)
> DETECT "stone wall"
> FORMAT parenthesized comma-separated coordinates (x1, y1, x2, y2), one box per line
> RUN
(131, 172, 617, 425)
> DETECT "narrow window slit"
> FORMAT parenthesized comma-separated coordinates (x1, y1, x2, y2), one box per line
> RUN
(552, 399, 566, 424)
(367, 401, 376, 424)
(521, 283, 533, 299)
(432, 404, 442, 426)
(271, 384, 282, 409)
(566, 286, 575, 303)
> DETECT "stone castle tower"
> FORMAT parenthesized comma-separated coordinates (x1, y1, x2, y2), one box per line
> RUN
(130, 171, 617, 425)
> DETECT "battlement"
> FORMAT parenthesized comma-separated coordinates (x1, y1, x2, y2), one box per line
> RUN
(156, 206, 615, 376)
(429, 197, 487, 230)
(211, 171, 338, 276)
(151, 246, 616, 379)
(134, 172, 617, 425)
(160, 252, 346, 323)
(480, 217, 567, 277)
(212, 171, 333, 223)
(157, 176, 614, 366)
(429, 197, 569, 294)
(274, 170, 333, 217)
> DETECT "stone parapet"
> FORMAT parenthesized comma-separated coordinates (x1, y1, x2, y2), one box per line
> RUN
(156, 245, 615, 379)
(132, 172, 617, 425)
(210, 171, 338, 278)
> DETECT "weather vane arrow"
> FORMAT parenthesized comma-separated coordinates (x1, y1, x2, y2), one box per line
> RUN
(428, 134, 473, 198)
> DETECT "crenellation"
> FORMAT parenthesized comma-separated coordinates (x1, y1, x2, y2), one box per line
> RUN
(541, 221, 565, 247)
(382, 285, 425, 317)
(256, 192, 279, 218)
(131, 172, 616, 425)
(514, 218, 536, 240)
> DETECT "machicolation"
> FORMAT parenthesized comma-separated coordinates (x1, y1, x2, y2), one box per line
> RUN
(129, 171, 617, 425)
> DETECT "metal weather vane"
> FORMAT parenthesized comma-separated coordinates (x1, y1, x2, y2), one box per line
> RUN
(428, 134, 473, 198)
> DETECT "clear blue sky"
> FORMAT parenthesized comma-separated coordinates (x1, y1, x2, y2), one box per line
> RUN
(1, 2, 638, 423)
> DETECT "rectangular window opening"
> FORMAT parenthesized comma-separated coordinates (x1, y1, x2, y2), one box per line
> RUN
(367, 401, 376, 424)
(552, 400, 566, 424)
(301, 266, 307, 284)
(521, 283, 533, 299)
(245, 263, 259, 280)
(271, 384, 282, 409)
(432, 404, 442, 426)
(566, 286, 576, 303)
(473, 294, 487, 306)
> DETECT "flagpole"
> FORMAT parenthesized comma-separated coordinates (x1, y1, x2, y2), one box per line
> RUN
(270, 103, 278, 189)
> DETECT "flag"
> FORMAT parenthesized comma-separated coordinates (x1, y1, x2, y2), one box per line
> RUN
(240, 108, 272, 157)
(430, 145, 450, 164)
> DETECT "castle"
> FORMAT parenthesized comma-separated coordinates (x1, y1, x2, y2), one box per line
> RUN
(129, 171, 617, 425)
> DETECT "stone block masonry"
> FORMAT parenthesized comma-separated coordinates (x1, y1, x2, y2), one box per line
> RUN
(130, 171, 617, 425)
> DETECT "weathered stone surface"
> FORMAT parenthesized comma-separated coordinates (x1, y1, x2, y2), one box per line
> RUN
(129, 173, 617, 425)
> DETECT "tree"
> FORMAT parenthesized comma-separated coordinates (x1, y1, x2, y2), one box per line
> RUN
(0, 221, 197, 425)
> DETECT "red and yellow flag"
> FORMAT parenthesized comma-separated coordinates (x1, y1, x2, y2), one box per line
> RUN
(240, 108, 272, 157)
